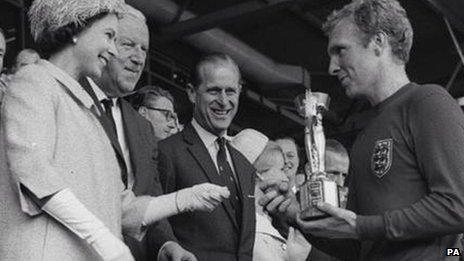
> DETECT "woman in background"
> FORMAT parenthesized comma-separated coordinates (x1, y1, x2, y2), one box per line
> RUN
(232, 130, 311, 261)
(276, 137, 306, 191)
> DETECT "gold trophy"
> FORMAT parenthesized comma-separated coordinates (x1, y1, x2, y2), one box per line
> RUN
(296, 90, 340, 220)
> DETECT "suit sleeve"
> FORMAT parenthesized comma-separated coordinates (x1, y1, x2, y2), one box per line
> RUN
(146, 136, 179, 255)
(158, 141, 177, 194)
(144, 139, 180, 257)
(145, 220, 178, 258)
(356, 90, 464, 240)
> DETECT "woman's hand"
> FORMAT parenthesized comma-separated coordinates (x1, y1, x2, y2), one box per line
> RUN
(176, 183, 230, 212)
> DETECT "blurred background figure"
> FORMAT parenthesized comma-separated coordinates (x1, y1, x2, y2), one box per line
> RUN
(0, 27, 7, 102)
(306, 139, 349, 261)
(276, 137, 303, 191)
(0, 27, 5, 72)
(12, 48, 40, 73)
(131, 85, 178, 142)
(232, 129, 311, 261)
(324, 139, 349, 188)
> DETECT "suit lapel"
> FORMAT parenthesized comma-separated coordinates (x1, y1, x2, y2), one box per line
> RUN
(79, 78, 125, 159)
(120, 100, 146, 193)
(183, 124, 224, 187)
(183, 124, 240, 230)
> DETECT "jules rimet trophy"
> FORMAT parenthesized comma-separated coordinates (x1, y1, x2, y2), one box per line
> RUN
(296, 89, 340, 220)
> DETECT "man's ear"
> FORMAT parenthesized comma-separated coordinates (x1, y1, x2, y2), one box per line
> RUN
(372, 31, 388, 57)
(187, 84, 197, 104)
(138, 106, 147, 116)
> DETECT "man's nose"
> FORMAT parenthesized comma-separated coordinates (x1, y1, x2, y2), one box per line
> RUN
(216, 91, 228, 104)
(130, 47, 145, 66)
(328, 56, 340, 76)
(108, 40, 118, 57)
(166, 120, 176, 129)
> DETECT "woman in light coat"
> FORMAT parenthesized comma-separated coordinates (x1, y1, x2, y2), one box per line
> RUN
(0, 1, 228, 260)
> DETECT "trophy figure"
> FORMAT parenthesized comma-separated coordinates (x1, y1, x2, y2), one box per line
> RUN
(296, 90, 340, 220)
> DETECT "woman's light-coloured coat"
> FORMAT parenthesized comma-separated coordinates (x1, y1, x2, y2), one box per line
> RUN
(0, 60, 150, 261)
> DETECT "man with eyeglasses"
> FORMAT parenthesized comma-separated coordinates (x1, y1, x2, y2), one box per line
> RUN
(134, 85, 179, 142)
(82, 4, 196, 261)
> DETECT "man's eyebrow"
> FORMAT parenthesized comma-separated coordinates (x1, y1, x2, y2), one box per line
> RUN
(327, 45, 340, 55)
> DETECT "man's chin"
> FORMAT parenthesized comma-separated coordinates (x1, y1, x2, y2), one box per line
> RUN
(117, 82, 137, 95)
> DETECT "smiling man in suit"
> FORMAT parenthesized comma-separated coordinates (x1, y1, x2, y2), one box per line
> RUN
(158, 53, 256, 261)
(85, 4, 196, 261)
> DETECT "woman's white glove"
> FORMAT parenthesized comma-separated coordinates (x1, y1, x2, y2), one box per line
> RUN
(90, 228, 134, 261)
(177, 183, 230, 212)
(41, 188, 134, 261)
(142, 183, 230, 226)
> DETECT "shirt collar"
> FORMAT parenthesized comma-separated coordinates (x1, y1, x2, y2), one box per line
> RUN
(87, 77, 118, 106)
(191, 118, 231, 148)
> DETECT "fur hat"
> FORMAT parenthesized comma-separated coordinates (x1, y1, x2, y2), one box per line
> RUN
(230, 129, 269, 164)
(29, 0, 125, 42)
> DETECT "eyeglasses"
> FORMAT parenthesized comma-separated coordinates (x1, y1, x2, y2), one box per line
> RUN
(144, 106, 177, 121)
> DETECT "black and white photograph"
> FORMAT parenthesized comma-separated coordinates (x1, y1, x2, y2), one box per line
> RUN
(1, 0, 464, 260)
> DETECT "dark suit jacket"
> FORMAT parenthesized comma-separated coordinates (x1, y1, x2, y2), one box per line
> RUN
(80, 78, 177, 261)
(119, 99, 178, 260)
(158, 123, 256, 261)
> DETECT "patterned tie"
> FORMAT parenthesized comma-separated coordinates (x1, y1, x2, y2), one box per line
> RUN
(216, 137, 242, 224)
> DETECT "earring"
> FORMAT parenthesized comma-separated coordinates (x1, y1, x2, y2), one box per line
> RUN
(72, 37, 78, 44)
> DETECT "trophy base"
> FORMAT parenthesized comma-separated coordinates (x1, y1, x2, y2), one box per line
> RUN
(299, 178, 339, 221)
(300, 207, 329, 221)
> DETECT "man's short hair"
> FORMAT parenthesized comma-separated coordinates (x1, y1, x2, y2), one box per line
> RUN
(0, 27, 5, 39)
(193, 53, 241, 88)
(132, 85, 174, 109)
(121, 4, 146, 23)
(322, 0, 413, 64)
(325, 139, 349, 173)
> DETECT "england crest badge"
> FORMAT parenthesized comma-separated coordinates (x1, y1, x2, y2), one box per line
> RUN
(371, 138, 393, 178)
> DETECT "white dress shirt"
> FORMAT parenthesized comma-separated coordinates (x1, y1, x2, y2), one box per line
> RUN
(191, 118, 238, 178)
(88, 78, 135, 189)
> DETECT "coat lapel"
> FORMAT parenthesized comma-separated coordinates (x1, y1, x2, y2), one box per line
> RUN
(182, 124, 240, 230)
(42, 60, 95, 110)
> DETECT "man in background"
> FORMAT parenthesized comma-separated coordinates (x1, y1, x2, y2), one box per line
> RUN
(158, 54, 256, 261)
(260, 0, 464, 260)
(84, 4, 196, 261)
(131, 85, 178, 142)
